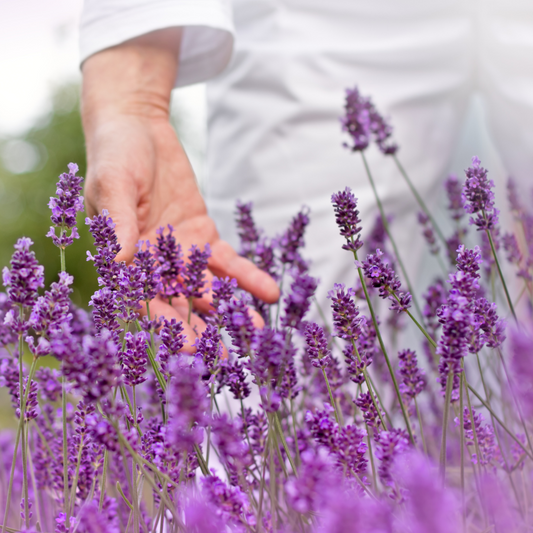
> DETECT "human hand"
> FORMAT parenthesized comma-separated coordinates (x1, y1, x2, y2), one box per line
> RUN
(81, 29, 279, 347)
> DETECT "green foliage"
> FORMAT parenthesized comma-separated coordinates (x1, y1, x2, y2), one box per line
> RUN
(0, 84, 98, 306)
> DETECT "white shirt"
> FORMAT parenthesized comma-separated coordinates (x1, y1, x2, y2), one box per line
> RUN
(80, 0, 533, 308)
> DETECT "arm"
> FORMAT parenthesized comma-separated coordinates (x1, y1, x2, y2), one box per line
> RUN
(81, 28, 279, 343)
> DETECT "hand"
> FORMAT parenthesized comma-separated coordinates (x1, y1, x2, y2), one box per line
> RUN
(81, 29, 279, 347)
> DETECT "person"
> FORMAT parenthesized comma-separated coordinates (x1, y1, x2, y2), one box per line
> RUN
(80, 0, 533, 345)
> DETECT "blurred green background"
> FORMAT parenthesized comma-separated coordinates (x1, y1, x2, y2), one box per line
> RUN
(0, 84, 98, 306)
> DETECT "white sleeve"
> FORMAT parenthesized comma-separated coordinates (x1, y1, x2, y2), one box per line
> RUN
(80, 0, 234, 87)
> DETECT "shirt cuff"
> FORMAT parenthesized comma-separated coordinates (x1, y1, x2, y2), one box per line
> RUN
(80, 0, 234, 87)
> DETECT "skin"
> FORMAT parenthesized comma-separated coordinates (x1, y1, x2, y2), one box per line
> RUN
(82, 27, 279, 349)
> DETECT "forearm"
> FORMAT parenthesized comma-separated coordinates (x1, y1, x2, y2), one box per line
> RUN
(81, 27, 182, 133)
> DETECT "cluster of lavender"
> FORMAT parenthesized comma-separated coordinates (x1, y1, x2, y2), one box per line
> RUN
(1, 88, 533, 533)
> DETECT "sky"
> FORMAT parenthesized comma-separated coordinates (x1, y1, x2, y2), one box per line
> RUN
(0, 0, 83, 136)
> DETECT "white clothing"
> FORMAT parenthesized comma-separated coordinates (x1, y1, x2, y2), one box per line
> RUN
(80, 1, 533, 308)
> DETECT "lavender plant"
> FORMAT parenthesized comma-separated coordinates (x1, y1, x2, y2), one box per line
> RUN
(1, 88, 532, 533)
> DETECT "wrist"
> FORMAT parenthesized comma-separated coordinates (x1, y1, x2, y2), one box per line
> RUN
(81, 28, 182, 129)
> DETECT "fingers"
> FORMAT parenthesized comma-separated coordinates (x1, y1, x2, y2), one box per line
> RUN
(148, 296, 206, 353)
(209, 240, 280, 304)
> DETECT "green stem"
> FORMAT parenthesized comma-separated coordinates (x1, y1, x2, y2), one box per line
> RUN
(360, 151, 423, 321)
(459, 369, 466, 529)
(187, 297, 193, 325)
(99, 450, 109, 511)
(289, 398, 301, 467)
(366, 430, 377, 490)
(2, 421, 21, 532)
(392, 155, 447, 246)
(68, 435, 85, 516)
(413, 397, 427, 455)
(486, 228, 517, 321)
(440, 371, 453, 480)
(273, 413, 298, 476)
(466, 383, 533, 460)
(321, 367, 340, 424)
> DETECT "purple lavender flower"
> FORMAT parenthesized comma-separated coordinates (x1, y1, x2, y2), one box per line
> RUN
(28, 271, 73, 337)
(211, 413, 248, 468)
(167, 358, 208, 452)
(223, 296, 256, 358)
(510, 327, 533, 415)
(304, 322, 332, 368)
(154, 224, 184, 300)
(444, 174, 465, 221)
(281, 272, 317, 330)
(235, 200, 260, 258)
(182, 244, 211, 300)
(457, 407, 497, 466)
(423, 278, 447, 336)
(279, 208, 310, 266)
(397, 349, 425, 400)
(3, 237, 45, 310)
(157, 317, 185, 372)
(341, 87, 398, 154)
(183, 495, 225, 533)
(471, 297, 505, 350)
(354, 391, 384, 431)
(255, 238, 277, 279)
(343, 343, 368, 384)
(46, 163, 84, 249)
(35, 367, 62, 402)
(375, 428, 409, 485)
(193, 324, 222, 373)
(133, 240, 161, 301)
(463, 156, 500, 231)
(226, 360, 251, 400)
(116, 265, 145, 323)
(328, 283, 363, 341)
(201, 475, 253, 529)
(445, 230, 463, 265)
(85, 210, 124, 289)
(0, 293, 17, 348)
(121, 331, 148, 386)
(340, 86, 372, 152)
(502, 232, 522, 266)
(393, 451, 459, 533)
(89, 287, 122, 343)
(210, 276, 238, 326)
(331, 187, 364, 252)
(306, 404, 367, 477)
(436, 291, 472, 402)
(75, 500, 120, 533)
(362, 249, 412, 313)
(418, 212, 439, 255)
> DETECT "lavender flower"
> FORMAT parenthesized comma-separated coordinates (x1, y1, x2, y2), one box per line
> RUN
(341, 86, 372, 151)
(328, 283, 363, 341)
(154, 224, 184, 300)
(397, 349, 425, 400)
(418, 212, 439, 255)
(223, 296, 256, 358)
(235, 200, 260, 258)
(304, 322, 332, 368)
(362, 249, 412, 313)
(423, 278, 447, 336)
(354, 391, 384, 431)
(211, 413, 248, 468)
(194, 324, 222, 373)
(225, 360, 250, 400)
(89, 287, 122, 343)
(28, 271, 73, 337)
(167, 358, 208, 452)
(3, 237, 45, 310)
(331, 187, 363, 252)
(157, 317, 185, 372)
(457, 407, 497, 466)
(393, 451, 459, 533)
(279, 208, 310, 266)
(281, 272, 317, 330)
(341, 87, 398, 154)
(85, 210, 123, 289)
(374, 428, 409, 485)
(210, 276, 238, 326)
(121, 331, 148, 386)
(133, 240, 161, 301)
(182, 244, 211, 299)
(510, 327, 533, 415)
(306, 404, 367, 477)
(46, 163, 84, 249)
(444, 174, 465, 221)
(463, 156, 500, 231)
(116, 265, 145, 323)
